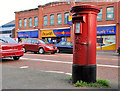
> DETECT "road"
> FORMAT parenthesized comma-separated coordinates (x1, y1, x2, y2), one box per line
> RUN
(1, 52, 120, 89)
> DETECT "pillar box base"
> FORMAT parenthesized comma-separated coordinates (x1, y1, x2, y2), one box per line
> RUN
(72, 64, 96, 83)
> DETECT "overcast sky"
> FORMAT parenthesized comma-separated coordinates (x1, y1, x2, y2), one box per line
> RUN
(0, 0, 58, 26)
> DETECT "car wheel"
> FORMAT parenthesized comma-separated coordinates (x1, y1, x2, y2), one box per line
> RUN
(51, 52, 55, 54)
(23, 47, 26, 53)
(57, 49, 60, 53)
(34, 52, 38, 54)
(38, 48, 45, 54)
(13, 56, 20, 60)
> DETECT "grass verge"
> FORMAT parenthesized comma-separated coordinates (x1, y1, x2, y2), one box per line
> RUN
(68, 77, 111, 88)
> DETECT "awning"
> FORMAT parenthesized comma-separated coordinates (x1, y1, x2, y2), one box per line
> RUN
(0, 27, 15, 31)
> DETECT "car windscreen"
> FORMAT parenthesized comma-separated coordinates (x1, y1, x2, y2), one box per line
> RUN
(0, 37, 17, 43)
(66, 42, 73, 46)
(39, 40, 49, 44)
(58, 41, 66, 45)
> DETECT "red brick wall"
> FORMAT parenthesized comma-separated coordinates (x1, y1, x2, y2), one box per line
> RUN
(15, 9, 39, 31)
(15, 13, 19, 38)
(42, 2, 71, 29)
(15, 1, 120, 51)
(118, 1, 120, 47)
(76, 2, 118, 25)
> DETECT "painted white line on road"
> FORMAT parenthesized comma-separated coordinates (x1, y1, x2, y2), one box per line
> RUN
(40, 70, 72, 75)
(44, 71, 64, 74)
(21, 57, 120, 68)
(97, 58, 118, 61)
(65, 73, 72, 75)
(97, 64, 120, 68)
(21, 57, 72, 64)
(112, 59, 118, 61)
(20, 66, 29, 69)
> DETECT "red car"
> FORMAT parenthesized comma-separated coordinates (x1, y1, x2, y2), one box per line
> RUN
(22, 38, 57, 54)
(0, 37, 24, 60)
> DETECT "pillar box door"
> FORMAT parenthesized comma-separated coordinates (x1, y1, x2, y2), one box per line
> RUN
(70, 5, 100, 83)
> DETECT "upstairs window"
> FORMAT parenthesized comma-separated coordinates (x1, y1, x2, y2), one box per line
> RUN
(29, 18, 32, 27)
(24, 18, 27, 27)
(44, 15, 47, 25)
(34, 17, 38, 26)
(57, 13, 62, 24)
(50, 14, 54, 25)
(64, 12, 69, 23)
(19, 19, 22, 28)
(106, 7, 114, 20)
(97, 8, 103, 21)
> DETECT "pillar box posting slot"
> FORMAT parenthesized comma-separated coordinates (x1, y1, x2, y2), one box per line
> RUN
(70, 5, 100, 83)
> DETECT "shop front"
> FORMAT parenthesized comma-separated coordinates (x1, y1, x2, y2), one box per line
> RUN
(17, 30, 38, 42)
(97, 26, 116, 51)
(41, 28, 71, 44)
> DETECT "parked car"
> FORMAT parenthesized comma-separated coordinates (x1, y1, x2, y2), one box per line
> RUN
(0, 37, 24, 60)
(22, 38, 57, 54)
(55, 41, 73, 53)
(117, 46, 120, 54)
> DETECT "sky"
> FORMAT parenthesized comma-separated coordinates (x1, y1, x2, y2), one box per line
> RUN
(0, 0, 58, 26)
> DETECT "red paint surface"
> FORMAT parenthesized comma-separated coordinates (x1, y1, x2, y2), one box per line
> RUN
(71, 5, 100, 65)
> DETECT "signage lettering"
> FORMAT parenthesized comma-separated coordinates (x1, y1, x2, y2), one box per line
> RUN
(97, 26, 116, 35)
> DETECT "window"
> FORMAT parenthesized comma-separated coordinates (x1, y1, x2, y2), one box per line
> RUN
(0, 37, 17, 43)
(64, 12, 69, 23)
(29, 18, 32, 27)
(44, 15, 47, 25)
(31, 39, 39, 44)
(50, 14, 54, 25)
(106, 7, 114, 20)
(19, 19, 22, 28)
(24, 18, 27, 27)
(25, 39, 32, 43)
(34, 17, 38, 26)
(97, 8, 103, 21)
(57, 13, 62, 24)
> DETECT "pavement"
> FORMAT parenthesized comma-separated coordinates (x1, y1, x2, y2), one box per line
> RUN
(1, 64, 119, 90)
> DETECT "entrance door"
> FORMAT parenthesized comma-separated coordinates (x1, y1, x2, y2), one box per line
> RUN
(52, 38, 57, 44)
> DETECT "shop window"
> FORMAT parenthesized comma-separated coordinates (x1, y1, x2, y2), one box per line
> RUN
(64, 12, 69, 23)
(50, 14, 54, 25)
(97, 35, 116, 51)
(106, 7, 114, 20)
(24, 18, 27, 27)
(44, 15, 47, 25)
(57, 13, 62, 24)
(34, 17, 38, 26)
(19, 19, 22, 28)
(29, 18, 32, 27)
(97, 8, 103, 21)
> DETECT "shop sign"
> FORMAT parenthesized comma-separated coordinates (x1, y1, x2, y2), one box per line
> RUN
(67, 15, 72, 25)
(97, 26, 116, 35)
(53, 29, 70, 37)
(17, 31, 38, 38)
(41, 30, 56, 37)
(42, 29, 71, 37)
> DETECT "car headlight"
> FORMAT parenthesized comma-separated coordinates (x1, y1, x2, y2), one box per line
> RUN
(46, 46, 53, 49)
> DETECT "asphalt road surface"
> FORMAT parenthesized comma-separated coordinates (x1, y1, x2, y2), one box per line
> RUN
(1, 52, 120, 89)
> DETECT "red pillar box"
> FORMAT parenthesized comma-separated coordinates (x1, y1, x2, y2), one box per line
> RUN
(70, 5, 100, 83)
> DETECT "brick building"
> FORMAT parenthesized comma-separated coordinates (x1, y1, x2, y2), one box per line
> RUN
(15, 1, 120, 52)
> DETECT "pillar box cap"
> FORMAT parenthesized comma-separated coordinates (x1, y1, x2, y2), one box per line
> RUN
(70, 4, 100, 13)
